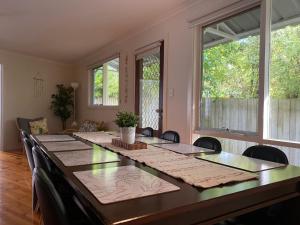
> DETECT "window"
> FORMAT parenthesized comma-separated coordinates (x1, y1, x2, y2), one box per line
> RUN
(201, 7, 261, 134)
(90, 57, 119, 106)
(195, 0, 300, 149)
(267, 0, 300, 143)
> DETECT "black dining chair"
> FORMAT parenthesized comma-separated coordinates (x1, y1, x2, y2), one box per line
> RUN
(160, 130, 180, 143)
(238, 145, 289, 225)
(32, 145, 74, 190)
(21, 137, 39, 211)
(193, 137, 222, 153)
(242, 145, 289, 164)
(22, 137, 35, 172)
(32, 146, 52, 173)
(34, 168, 97, 225)
(141, 127, 154, 137)
(34, 167, 70, 225)
(32, 145, 54, 211)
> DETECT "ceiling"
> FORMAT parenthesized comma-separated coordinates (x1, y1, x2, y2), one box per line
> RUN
(0, 0, 188, 63)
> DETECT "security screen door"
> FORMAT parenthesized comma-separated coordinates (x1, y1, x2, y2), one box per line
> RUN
(135, 41, 164, 136)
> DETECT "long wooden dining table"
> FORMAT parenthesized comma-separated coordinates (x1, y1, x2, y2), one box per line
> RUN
(32, 134, 300, 225)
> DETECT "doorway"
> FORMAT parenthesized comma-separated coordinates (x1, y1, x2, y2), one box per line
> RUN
(135, 41, 164, 136)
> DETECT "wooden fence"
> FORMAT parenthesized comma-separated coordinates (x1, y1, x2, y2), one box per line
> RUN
(93, 97, 118, 106)
(201, 98, 300, 141)
(200, 98, 300, 166)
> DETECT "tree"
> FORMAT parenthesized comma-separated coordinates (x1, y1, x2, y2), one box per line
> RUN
(202, 23, 300, 99)
(93, 66, 119, 102)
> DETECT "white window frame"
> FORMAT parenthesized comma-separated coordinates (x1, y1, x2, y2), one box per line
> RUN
(88, 54, 120, 108)
(192, 0, 300, 149)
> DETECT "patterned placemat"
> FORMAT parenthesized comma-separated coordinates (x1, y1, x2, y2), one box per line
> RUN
(54, 149, 120, 166)
(74, 165, 180, 204)
(43, 141, 92, 152)
(104, 144, 258, 189)
(36, 134, 75, 142)
(74, 132, 116, 145)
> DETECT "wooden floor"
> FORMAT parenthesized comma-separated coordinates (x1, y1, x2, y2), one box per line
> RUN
(0, 150, 41, 225)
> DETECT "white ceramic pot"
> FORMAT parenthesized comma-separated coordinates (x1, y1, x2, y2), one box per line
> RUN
(120, 127, 136, 144)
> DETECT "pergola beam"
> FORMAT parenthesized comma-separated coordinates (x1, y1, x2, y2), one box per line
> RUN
(205, 27, 237, 40)
(204, 14, 300, 49)
(220, 22, 236, 35)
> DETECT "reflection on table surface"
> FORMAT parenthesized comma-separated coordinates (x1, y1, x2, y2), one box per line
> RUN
(135, 136, 173, 144)
(196, 151, 286, 172)
(154, 143, 215, 154)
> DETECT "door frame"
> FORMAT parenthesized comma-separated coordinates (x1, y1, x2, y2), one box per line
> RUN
(135, 41, 164, 137)
(0, 64, 3, 150)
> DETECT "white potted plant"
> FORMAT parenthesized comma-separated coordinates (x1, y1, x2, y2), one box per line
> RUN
(114, 111, 139, 144)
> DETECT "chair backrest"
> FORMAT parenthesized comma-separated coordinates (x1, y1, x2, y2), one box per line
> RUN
(142, 127, 154, 137)
(21, 130, 30, 139)
(33, 168, 70, 225)
(243, 145, 289, 164)
(22, 137, 35, 173)
(193, 137, 222, 152)
(32, 146, 52, 173)
(160, 130, 180, 143)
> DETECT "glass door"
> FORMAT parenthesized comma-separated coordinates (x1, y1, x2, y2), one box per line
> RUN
(135, 41, 164, 136)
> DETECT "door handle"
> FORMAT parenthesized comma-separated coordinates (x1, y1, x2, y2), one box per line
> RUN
(155, 109, 163, 114)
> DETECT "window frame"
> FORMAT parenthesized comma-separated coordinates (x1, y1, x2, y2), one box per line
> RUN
(193, 0, 300, 149)
(88, 54, 120, 108)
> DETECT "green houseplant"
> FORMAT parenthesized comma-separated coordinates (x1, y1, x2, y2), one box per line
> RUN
(50, 84, 74, 130)
(114, 111, 139, 144)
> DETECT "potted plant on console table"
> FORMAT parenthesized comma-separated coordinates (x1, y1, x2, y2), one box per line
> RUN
(114, 111, 139, 144)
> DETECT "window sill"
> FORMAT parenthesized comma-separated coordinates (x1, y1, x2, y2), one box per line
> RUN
(194, 129, 300, 149)
(194, 129, 258, 143)
(88, 105, 120, 110)
(263, 139, 300, 149)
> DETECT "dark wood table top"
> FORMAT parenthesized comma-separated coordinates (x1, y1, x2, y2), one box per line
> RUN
(196, 151, 286, 172)
(33, 135, 300, 225)
(153, 143, 215, 154)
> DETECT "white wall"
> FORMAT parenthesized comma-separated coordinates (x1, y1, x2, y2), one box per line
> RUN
(0, 49, 74, 150)
(76, 0, 239, 143)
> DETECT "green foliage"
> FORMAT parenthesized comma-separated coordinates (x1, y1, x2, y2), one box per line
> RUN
(270, 25, 300, 98)
(93, 66, 119, 101)
(114, 111, 139, 127)
(203, 35, 259, 99)
(108, 70, 119, 97)
(93, 68, 103, 99)
(143, 62, 160, 80)
(50, 84, 73, 129)
(203, 24, 300, 99)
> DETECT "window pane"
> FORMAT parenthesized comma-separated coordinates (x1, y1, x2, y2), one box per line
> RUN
(268, 145, 300, 167)
(200, 7, 260, 133)
(104, 58, 119, 106)
(139, 52, 160, 130)
(268, 0, 300, 142)
(91, 57, 119, 106)
(92, 66, 103, 105)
